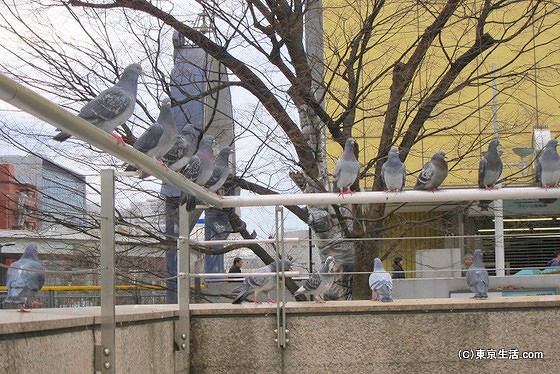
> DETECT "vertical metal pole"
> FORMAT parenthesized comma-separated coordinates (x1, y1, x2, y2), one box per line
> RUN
(275, 206, 288, 348)
(491, 64, 506, 276)
(98, 169, 115, 373)
(175, 207, 190, 370)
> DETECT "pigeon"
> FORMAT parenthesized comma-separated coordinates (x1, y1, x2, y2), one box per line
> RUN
(232, 259, 292, 304)
(164, 123, 199, 172)
(3, 243, 46, 312)
(184, 146, 234, 211)
(53, 63, 142, 143)
(293, 256, 335, 303)
(179, 135, 215, 210)
(466, 249, 489, 299)
(125, 97, 178, 171)
(536, 139, 560, 188)
(478, 139, 503, 210)
(368, 258, 393, 302)
(333, 137, 360, 195)
(414, 151, 448, 191)
(381, 148, 406, 192)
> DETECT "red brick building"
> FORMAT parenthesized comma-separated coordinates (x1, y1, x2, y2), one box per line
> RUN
(0, 164, 38, 230)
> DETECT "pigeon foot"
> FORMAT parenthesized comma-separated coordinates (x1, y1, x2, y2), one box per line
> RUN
(111, 132, 126, 145)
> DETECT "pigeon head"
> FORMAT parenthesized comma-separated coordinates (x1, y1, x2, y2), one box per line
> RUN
(120, 63, 143, 80)
(342, 137, 356, 159)
(160, 96, 171, 108)
(21, 242, 39, 261)
(546, 139, 558, 149)
(321, 256, 336, 273)
(271, 259, 292, 272)
(373, 257, 385, 272)
(388, 148, 399, 158)
(432, 151, 446, 161)
(488, 139, 500, 152)
(473, 249, 484, 266)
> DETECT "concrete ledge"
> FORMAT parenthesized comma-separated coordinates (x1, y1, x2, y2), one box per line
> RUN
(2, 296, 559, 373)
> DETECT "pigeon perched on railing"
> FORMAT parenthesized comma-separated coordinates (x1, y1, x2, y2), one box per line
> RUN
(333, 137, 360, 195)
(4, 243, 46, 312)
(368, 257, 393, 302)
(164, 123, 199, 172)
(232, 259, 292, 304)
(536, 139, 560, 188)
(382, 148, 406, 192)
(53, 63, 142, 143)
(466, 249, 489, 299)
(414, 151, 448, 191)
(184, 146, 234, 211)
(179, 135, 215, 210)
(478, 139, 502, 210)
(125, 97, 177, 172)
(294, 256, 335, 303)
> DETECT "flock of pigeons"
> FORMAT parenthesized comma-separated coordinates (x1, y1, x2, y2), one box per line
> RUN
(231, 249, 490, 305)
(51, 63, 233, 211)
(2, 243, 489, 311)
(335, 136, 560, 201)
(6, 64, 554, 310)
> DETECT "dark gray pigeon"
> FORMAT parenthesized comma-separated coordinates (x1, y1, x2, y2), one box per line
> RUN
(293, 256, 335, 303)
(4, 243, 46, 312)
(414, 151, 448, 191)
(180, 136, 215, 209)
(333, 137, 360, 195)
(466, 249, 489, 299)
(53, 63, 142, 143)
(125, 97, 177, 171)
(368, 257, 393, 302)
(478, 139, 503, 210)
(232, 259, 292, 304)
(536, 139, 560, 188)
(164, 123, 199, 172)
(184, 146, 234, 211)
(381, 148, 406, 192)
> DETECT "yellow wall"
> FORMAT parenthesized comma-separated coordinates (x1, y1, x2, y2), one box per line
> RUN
(323, 1, 560, 189)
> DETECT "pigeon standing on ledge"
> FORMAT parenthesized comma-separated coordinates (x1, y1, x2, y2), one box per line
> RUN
(53, 63, 142, 143)
(232, 259, 292, 304)
(382, 148, 406, 192)
(333, 137, 360, 195)
(4, 243, 46, 312)
(414, 151, 448, 191)
(466, 249, 489, 299)
(125, 97, 177, 172)
(294, 256, 336, 303)
(478, 139, 502, 210)
(369, 258, 393, 302)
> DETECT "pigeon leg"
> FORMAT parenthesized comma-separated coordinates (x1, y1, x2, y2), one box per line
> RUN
(267, 296, 277, 304)
(155, 158, 169, 170)
(111, 132, 126, 145)
(314, 296, 325, 303)
(17, 305, 31, 313)
(371, 297, 379, 301)
(30, 301, 42, 308)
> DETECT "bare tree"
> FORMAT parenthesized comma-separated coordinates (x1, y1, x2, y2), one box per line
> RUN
(1, 0, 559, 299)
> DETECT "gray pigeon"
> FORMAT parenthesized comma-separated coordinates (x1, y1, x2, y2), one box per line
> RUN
(232, 259, 293, 304)
(333, 137, 360, 195)
(293, 256, 335, 303)
(53, 63, 142, 143)
(368, 257, 393, 302)
(536, 139, 560, 188)
(414, 151, 448, 191)
(125, 97, 177, 171)
(478, 139, 503, 210)
(184, 146, 234, 211)
(4, 243, 46, 312)
(164, 123, 199, 172)
(466, 249, 489, 299)
(381, 148, 406, 192)
(180, 136, 215, 209)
